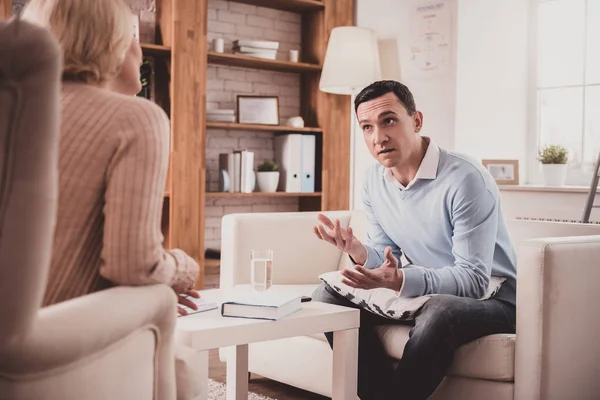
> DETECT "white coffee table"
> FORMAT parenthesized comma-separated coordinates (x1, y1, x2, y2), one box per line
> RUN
(176, 288, 360, 400)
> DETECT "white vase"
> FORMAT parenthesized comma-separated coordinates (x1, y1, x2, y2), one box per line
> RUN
(256, 171, 279, 192)
(541, 164, 568, 186)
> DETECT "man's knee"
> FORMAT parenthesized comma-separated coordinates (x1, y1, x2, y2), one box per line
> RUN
(312, 282, 343, 305)
(413, 295, 468, 337)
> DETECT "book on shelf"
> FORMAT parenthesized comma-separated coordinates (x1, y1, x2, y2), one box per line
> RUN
(207, 108, 236, 123)
(207, 114, 236, 122)
(219, 150, 255, 193)
(232, 39, 279, 60)
(232, 39, 279, 50)
(221, 290, 302, 321)
(233, 48, 277, 60)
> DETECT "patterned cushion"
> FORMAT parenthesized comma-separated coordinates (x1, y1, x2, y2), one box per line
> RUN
(319, 269, 505, 320)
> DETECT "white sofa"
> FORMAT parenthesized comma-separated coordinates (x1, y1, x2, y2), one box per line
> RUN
(219, 210, 600, 400)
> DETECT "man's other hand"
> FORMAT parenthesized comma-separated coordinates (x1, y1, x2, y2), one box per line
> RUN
(340, 246, 403, 291)
(313, 213, 368, 265)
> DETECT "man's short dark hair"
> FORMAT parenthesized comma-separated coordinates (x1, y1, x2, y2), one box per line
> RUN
(354, 80, 417, 116)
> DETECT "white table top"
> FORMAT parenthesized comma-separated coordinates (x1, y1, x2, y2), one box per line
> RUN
(175, 288, 360, 351)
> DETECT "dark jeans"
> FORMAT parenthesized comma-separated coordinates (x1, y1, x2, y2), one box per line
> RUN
(312, 283, 516, 400)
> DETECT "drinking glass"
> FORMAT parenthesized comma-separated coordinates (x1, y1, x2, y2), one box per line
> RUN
(250, 249, 273, 291)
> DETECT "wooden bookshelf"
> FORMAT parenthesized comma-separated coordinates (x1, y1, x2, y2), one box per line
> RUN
(206, 192, 322, 198)
(208, 51, 321, 73)
(206, 121, 322, 133)
(228, 0, 325, 13)
(0, 0, 353, 291)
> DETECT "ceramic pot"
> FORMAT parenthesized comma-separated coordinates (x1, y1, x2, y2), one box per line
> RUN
(541, 164, 568, 186)
(256, 171, 279, 192)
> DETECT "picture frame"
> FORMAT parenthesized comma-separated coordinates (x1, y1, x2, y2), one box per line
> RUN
(482, 159, 519, 185)
(237, 95, 280, 125)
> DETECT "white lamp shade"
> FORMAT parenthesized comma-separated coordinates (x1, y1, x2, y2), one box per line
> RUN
(319, 26, 382, 95)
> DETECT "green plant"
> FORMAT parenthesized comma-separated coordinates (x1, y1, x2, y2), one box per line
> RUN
(257, 159, 279, 172)
(537, 145, 568, 164)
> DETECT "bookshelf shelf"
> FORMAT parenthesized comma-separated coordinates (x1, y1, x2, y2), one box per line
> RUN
(140, 43, 171, 57)
(206, 122, 322, 133)
(227, 0, 324, 13)
(206, 192, 322, 198)
(208, 52, 321, 73)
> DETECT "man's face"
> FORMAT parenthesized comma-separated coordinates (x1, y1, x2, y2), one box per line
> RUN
(357, 92, 423, 168)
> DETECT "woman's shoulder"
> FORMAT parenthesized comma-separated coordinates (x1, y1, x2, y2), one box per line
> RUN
(62, 83, 169, 137)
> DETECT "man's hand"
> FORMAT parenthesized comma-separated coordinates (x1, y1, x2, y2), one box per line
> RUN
(340, 246, 403, 292)
(313, 213, 368, 265)
(177, 289, 200, 316)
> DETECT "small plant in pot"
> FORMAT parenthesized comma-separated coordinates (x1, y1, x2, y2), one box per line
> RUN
(537, 144, 568, 186)
(256, 159, 280, 193)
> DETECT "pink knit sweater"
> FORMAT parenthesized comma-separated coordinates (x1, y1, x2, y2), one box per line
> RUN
(43, 81, 198, 306)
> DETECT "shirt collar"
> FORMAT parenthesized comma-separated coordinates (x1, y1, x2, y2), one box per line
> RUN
(383, 137, 440, 189)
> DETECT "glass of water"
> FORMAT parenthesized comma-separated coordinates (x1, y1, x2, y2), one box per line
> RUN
(250, 249, 273, 291)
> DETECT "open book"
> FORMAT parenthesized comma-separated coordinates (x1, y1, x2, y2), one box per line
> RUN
(178, 296, 218, 317)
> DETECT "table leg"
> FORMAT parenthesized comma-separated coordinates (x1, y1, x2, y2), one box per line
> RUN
(195, 350, 209, 400)
(226, 344, 249, 400)
(332, 328, 358, 400)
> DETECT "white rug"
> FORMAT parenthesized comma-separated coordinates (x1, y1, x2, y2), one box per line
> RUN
(208, 379, 276, 400)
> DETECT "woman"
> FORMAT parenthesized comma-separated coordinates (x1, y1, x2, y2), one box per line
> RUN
(21, 0, 200, 312)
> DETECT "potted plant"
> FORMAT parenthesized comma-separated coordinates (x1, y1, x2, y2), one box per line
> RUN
(537, 144, 568, 186)
(256, 159, 279, 193)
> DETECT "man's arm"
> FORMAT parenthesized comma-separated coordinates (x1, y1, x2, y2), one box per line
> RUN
(400, 173, 497, 299)
(99, 100, 199, 293)
(360, 181, 403, 270)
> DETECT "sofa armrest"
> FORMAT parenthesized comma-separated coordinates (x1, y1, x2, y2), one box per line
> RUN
(0, 285, 177, 399)
(220, 211, 351, 289)
(514, 235, 600, 400)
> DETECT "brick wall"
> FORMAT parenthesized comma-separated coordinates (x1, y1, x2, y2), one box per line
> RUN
(204, 0, 303, 250)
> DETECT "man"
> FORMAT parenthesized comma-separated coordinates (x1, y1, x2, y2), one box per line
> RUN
(312, 80, 517, 400)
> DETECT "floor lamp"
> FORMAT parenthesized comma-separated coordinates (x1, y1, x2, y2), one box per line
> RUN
(319, 26, 382, 210)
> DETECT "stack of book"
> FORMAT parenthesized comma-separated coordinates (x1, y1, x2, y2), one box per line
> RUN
(219, 150, 255, 193)
(207, 109, 235, 123)
(233, 39, 279, 60)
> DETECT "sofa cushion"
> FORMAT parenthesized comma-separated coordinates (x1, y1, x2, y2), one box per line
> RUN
(311, 325, 514, 381)
(380, 325, 515, 381)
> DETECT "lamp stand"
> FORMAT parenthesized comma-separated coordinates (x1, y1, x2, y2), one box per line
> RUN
(349, 89, 360, 210)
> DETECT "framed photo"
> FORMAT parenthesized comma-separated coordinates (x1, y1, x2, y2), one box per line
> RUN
(482, 159, 519, 185)
(237, 95, 279, 125)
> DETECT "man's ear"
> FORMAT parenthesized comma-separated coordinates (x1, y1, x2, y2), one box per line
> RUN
(413, 111, 424, 133)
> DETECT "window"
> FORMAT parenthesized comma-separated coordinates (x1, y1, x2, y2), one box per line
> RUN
(534, 0, 600, 184)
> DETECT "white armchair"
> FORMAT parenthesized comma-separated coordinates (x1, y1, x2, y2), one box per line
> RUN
(219, 210, 600, 400)
(0, 19, 177, 400)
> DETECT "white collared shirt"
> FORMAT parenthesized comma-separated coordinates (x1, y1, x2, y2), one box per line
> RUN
(382, 137, 440, 191)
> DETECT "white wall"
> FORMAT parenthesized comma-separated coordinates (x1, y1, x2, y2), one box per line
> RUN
(353, 0, 458, 209)
(454, 0, 530, 179)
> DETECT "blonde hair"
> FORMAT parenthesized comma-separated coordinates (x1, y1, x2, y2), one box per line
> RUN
(22, 0, 133, 84)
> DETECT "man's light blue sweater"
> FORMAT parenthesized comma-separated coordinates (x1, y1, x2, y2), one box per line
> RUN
(362, 142, 517, 306)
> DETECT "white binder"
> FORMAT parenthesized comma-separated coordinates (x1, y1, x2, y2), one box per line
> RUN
(301, 135, 315, 192)
(274, 134, 303, 192)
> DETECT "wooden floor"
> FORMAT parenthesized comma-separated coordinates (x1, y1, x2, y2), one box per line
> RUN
(205, 265, 328, 400)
